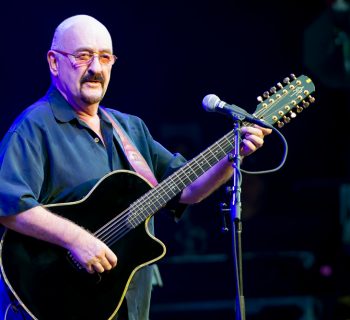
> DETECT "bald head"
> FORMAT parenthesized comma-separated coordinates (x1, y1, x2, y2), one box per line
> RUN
(47, 15, 115, 110)
(51, 15, 113, 52)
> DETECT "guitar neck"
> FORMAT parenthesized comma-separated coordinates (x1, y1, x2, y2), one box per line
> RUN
(128, 74, 316, 227)
(128, 129, 236, 226)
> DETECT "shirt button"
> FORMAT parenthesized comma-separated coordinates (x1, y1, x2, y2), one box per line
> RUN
(94, 137, 100, 143)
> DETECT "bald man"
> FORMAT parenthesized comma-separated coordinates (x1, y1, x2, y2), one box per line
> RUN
(0, 15, 270, 320)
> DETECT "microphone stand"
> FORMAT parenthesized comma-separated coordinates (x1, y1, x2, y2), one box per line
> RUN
(221, 112, 246, 320)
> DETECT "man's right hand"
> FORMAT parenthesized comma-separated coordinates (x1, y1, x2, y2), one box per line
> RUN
(67, 229, 118, 273)
(0, 206, 118, 274)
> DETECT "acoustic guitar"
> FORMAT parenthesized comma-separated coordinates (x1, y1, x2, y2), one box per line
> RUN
(0, 74, 315, 319)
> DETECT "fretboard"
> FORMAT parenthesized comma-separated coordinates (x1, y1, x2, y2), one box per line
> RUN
(127, 129, 237, 227)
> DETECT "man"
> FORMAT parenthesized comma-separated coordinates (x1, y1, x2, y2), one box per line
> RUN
(0, 15, 270, 320)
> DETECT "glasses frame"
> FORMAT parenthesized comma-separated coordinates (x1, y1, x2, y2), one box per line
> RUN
(52, 49, 117, 67)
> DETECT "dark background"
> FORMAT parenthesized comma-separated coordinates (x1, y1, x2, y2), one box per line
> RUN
(1, 0, 350, 319)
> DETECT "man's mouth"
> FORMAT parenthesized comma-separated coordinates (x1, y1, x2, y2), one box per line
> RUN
(83, 80, 102, 85)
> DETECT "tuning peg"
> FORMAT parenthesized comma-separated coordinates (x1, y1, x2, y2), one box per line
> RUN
(277, 121, 284, 128)
(290, 73, 296, 80)
(277, 82, 283, 89)
(270, 86, 277, 94)
(302, 101, 310, 108)
(296, 106, 303, 113)
(289, 111, 297, 118)
(283, 77, 290, 84)
(308, 95, 315, 103)
(257, 96, 263, 102)
(283, 116, 291, 123)
(263, 91, 270, 98)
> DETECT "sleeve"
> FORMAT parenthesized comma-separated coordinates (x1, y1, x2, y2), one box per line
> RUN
(0, 130, 45, 217)
(160, 152, 190, 221)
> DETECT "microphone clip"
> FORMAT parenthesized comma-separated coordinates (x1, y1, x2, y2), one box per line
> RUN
(227, 110, 246, 121)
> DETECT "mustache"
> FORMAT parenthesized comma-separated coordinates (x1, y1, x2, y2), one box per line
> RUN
(81, 73, 104, 84)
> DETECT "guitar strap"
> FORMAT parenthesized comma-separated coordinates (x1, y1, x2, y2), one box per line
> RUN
(100, 108, 158, 187)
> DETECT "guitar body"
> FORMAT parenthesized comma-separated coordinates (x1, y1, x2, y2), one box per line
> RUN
(0, 170, 166, 320)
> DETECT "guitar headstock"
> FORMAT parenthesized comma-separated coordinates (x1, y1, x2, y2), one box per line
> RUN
(254, 74, 315, 128)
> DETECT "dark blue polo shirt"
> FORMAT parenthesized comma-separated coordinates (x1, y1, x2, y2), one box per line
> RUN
(0, 86, 187, 216)
(0, 86, 187, 320)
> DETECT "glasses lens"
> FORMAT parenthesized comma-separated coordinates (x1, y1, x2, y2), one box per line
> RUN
(99, 53, 114, 65)
(74, 52, 93, 65)
(71, 51, 116, 66)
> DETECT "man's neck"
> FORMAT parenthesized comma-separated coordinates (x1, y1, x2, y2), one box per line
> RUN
(73, 104, 99, 118)
(76, 108, 105, 145)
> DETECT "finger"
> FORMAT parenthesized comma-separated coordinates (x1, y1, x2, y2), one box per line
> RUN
(242, 125, 272, 138)
(241, 139, 258, 154)
(99, 256, 113, 271)
(241, 126, 264, 138)
(105, 250, 118, 268)
(92, 261, 105, 273)
(85, 264, 95, 274)
(252, 124, 272, 136)
(244, 134, 264, 148)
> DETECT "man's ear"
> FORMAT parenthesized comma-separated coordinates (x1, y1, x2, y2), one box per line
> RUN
(47, 51, 59, 76)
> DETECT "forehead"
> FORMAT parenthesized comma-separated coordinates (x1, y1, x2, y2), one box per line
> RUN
(60, 23, 113, 52)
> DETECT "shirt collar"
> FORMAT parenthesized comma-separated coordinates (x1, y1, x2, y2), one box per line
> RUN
(47, 85, 112, 125)
(47, 86, 78, 123)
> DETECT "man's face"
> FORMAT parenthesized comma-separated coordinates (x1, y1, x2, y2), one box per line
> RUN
(49, 22, 114, 110)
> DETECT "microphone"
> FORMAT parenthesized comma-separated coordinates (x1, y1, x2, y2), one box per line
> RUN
(202, 94, 271, 127)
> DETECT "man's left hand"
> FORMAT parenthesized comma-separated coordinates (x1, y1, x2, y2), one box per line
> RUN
(240, 125, 272, 157)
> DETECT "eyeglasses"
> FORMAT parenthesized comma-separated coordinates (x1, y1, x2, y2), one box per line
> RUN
(53, 49, 117, 67)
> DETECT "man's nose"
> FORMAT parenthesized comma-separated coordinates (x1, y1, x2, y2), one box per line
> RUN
(88, 54, 103, 73)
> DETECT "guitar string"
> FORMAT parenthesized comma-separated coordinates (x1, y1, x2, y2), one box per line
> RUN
(96, 116, 267, 246)
(94, 102, 291, 245)
(94, 104, 284, 245)
(106, 90, 314, 243)
(95, 137, 234, 245)
(95, 98, 277, 241)
(95, 142, 231, 244)
(95, 84, 311, 245)
(93, 128, 238, 242)
(115, 76, 313, 231)
(93, 168, 187, 237)
(92, 165, 193, 239)
(98, 151, 230, 246)
(95, 118, 255, 245)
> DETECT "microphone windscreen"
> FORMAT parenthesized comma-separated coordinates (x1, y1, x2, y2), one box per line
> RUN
(202, 94, 220, 112)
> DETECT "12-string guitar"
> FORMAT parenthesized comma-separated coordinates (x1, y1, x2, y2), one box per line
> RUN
(0, 74, 315, 320)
